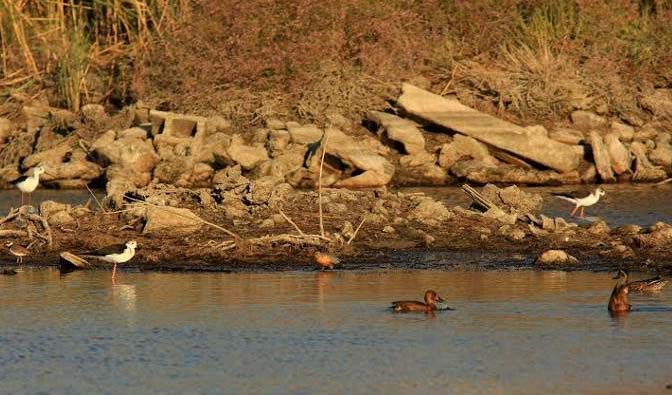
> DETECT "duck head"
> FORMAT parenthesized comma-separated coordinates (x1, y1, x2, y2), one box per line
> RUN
(424, 290, 444, 305)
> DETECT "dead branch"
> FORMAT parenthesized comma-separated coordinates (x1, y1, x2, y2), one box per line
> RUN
(0, 208, 20, 226)
(277, 206, 304, 236)
(318, 133, 330, 238)
(347, 216, 367, 245)
(0, 229, 28, 238)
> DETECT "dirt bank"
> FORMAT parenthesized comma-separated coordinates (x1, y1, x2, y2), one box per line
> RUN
(1, 183, 671, 274)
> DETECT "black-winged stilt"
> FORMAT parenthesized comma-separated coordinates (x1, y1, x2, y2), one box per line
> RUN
(553, 187, 605, 218)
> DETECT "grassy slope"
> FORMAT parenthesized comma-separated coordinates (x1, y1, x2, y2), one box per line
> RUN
(2, 0, 672, 128)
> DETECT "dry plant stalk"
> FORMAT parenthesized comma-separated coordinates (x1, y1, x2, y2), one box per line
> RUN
(277, 206, 305, 236)
(318, 133, 330, 238)
(347, 216, 367, 245)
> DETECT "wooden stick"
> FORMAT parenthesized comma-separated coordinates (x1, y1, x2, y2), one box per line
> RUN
(277, 206, 304, 236)
(654, 177, 672, 186)
(347, 216, 367, 245)
(85, 183, 106, 213)
(318, 133, 330, 238)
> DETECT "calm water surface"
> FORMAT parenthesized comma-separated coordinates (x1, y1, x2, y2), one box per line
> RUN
(1, 270, 671, 394)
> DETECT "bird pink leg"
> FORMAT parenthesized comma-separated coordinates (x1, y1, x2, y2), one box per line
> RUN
(28, 193, 32, 206)
(112, 263, 117, 284)
(580, 206, 585, 219)
(570, 206, 579, 217)
(20, 192, 24, 206)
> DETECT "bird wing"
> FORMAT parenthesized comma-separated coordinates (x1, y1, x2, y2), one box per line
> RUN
(83, 243, 127, 256)
(10, 174, 29, 185)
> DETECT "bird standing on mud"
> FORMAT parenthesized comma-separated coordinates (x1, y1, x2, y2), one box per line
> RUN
(554, 187, 605, 218)
(5, 241, 30, 264)
(608, 269, 631, 314)
(11, 164, 46, 206)
(314, 251, 339, 270)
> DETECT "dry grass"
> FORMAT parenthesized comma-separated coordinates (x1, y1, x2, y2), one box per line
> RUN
(3, 0, 672, 125)
(0, 0, 188, 110)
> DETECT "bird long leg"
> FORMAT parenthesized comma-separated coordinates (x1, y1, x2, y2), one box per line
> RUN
(112, 263, 117, 284)
(580, 206, 585, 219)
(20, 192, 24, 206)
(570, 205, 579, 217)
(28, 193, 32, 207)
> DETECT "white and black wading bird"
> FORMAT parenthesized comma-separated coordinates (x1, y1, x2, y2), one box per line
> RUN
(11, 164, 46, 206)
(553, 187, 605, 218)
(85, 241, 137, 282)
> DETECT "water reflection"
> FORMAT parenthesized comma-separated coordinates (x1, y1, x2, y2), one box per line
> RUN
(0, 270, 671, 395)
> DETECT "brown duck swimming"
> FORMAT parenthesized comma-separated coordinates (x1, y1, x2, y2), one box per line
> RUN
(608, 270, 631, 314)
(391, 290, 451, 313)
(615, 269, 668, 293)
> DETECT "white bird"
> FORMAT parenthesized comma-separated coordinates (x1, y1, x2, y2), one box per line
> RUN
(11, 164, 46, 206)
(85, 240, 137, 282)
(553, 187, 605, 218)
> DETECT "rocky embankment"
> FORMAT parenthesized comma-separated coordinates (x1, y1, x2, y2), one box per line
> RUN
(0, 179, 671, 273)
(1, 84, 672, 191)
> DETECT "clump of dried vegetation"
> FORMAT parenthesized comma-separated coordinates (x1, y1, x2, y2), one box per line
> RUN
(2, 0, 672, 126)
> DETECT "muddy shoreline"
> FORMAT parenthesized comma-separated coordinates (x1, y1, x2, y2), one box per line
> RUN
(1, 183, 671, 275)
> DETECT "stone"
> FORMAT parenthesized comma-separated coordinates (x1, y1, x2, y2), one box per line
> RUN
(524, 125, 548, 138)
(571, 110, 607, 131)
(326, 112, 351, 129)
(0, 117, 14, 144)
(630, 141, 667, 181)
(548, 127, 584, 145)
(40, 200, 71, 218)
(588, 131, 615, 182)
(206, 115, 231, 134)
(382, 225, 395, 233)
(259, 218, 275, 228)
(610, 121, 635, 142)
(143, 206, 203, 235)
(92, 129, 159, 187)
(535, 250, 579, 265)
(438, 134, 497, 169)
(408, 197, 453, 226)
(80, 104, 107, 124)
(265, 118, 285, 130)
(604, 133, 631, 174)
(588, 220, 610, 236)
(196, 132, 232, 164)
(481, 184, 543, 215)
(649, 134, 672, 167)
(640, 89, 672, 119)
(399, 84, 581, 172)
(48, 210, 76, 226)
(227, 134, 269, 170)
(287, 123, 322, 144)
(118, 127, 149, 140)
(368, 111, 426, 154)
(268, 130, 291, 155)
(244, 176, 284, 205)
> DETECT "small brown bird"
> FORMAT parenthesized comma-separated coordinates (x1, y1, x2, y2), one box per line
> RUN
(608, 270, 631, 314)
(5, 241, 30, 264)
(391, 290, 448, 313)
(313, 252, 339, 270)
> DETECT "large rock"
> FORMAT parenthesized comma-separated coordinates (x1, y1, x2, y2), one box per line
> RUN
(398, 84, 580, 172)
(535, 250, 578, 265)
(407, 196, 453, 226)
(610, 121, 635, 142)
(640, 89, 672, 119)
(227, 134, 269, 170)
(92, 128, 159, 187)
(480, 184, 543, 215)
(398, 153, 446, 185)
(630, 141, 667, 181)
(604, 133, 631, 175)
(649, 133, 672, 167)
(322, 128, 394, 188)
(570, 110, 607, 131)
(286, 123, 322, 144)
(588, 131, 615, 182)
(438, 134, 498, 169)
(548, 128, 584, 145)
(368, 111, 425, 154)
(143, 206, 203, 235)
(451, 161, 581, 185)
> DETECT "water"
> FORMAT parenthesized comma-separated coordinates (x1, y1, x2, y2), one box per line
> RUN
(2, 269, 672, 394)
